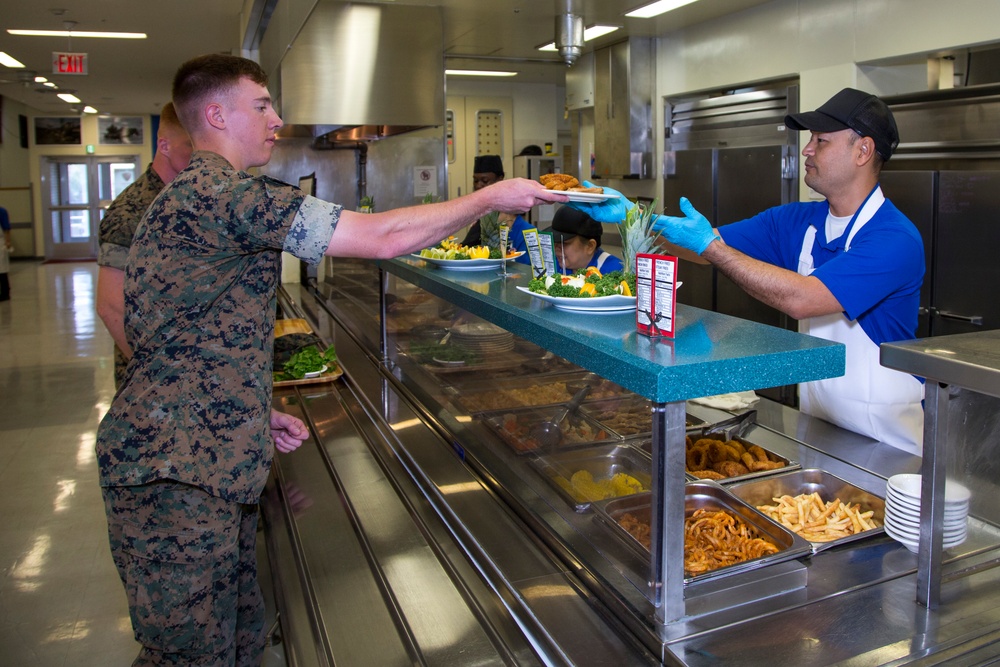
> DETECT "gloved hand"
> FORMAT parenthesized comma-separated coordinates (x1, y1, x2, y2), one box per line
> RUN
(651, 197, 720, 255)
(563, 181, 633, 224)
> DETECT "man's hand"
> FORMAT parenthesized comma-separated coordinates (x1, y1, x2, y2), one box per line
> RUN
(486, 178, 568, 214)
(270, 409, 309, 453)
(652, 197, 720, 255)
(564, 182, 632, 223)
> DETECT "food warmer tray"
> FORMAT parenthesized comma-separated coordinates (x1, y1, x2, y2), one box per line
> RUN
(478, 405, 619, 456)
(593, 482, 812, 584)
(445, 371, 628, 413)
(579, 395, 709, 438)
(636, 431, 799, 485)
(530, 443, 653, 512)
(726, 468, 886, 554)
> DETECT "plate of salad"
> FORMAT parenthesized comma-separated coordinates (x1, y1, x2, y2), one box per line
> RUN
(273, 344, 342, 384)
(518, 268, 637, 313)
(412, 240, 524, 271)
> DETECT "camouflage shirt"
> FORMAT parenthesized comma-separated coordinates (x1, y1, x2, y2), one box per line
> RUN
(97, 163, 167, 388)
(96, 151, 341, 503)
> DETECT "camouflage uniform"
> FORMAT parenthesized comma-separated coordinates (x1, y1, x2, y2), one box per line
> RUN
(97, 164, 167, 388)
(97, 151, 340, 665)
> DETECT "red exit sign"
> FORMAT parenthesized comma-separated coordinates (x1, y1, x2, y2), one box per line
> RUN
(52, 52, 88, 75)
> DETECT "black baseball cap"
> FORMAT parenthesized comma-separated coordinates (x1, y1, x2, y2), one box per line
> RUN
(785, 88, 899, 160)
(473, 155, 504, 177)
(544, 206, 602, 243)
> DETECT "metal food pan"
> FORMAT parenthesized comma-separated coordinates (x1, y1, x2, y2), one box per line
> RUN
(446, 371, 627, 413)
(478, 406, 619, 456)
(633, 434, 797, 484)
(726, 468, 886, 553)
(579, 396, 708, 438)
(594, 482, 811, 584)
(530, 443, 652, 512)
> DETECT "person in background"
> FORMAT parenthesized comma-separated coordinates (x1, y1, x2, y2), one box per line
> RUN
(547, 205, 624, 275)
(573, 88, 924, 454)
(96, 54, 565, 666)
(96, 102, 193, 388)
(460, 154, 533, 263)
(0, 205, 11, 301)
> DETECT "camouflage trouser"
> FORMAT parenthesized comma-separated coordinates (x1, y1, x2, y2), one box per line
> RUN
(103, 480, 266, 666)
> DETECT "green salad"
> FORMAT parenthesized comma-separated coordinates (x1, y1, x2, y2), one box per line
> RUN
(274, 344, 338, 381)
(527, 269, 636, 299)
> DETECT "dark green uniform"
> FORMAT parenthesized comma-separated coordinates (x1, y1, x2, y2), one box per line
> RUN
(97, 151, 339, 665)
(97, 163, 166, 388)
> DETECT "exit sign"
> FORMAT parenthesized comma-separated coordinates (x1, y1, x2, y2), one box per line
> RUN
(53, 52, 88, 75)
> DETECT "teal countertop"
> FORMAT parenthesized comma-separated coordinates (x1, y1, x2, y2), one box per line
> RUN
(382, 258, 845, 404)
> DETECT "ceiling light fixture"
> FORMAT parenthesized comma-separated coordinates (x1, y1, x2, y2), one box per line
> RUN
(445, 69, 517, 77)
(57, 92, 81, 104)
(7, 29, 147, 39)
(34, 76, 48, 83)
(625, 0, 699, 19)
(537, 24, 620, 52)
(44, 82, 57, 88)
(83, 106, 98, 114)
(0, 51, 26, 68)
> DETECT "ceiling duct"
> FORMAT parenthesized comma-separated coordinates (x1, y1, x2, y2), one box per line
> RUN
(277, 1, 444, 140)
(554, 0, 584, 66)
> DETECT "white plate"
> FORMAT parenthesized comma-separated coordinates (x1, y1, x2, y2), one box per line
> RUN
(888, 473, 971, 504)
(303, 365, 328, 378)
(516, 285, 636, 313)
(542, 189, 619, 202)
(411, 251, 525, 271)
(432, 358, 466, 367)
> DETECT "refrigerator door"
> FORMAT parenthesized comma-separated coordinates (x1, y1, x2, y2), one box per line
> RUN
(879, 171, 936, 338)
(933, 171, 1000, 335)
(662, 148, 714, 311)
(715, 146, 791, 331)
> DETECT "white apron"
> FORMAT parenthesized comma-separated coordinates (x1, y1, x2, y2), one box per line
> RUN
(797, 186, 924, 455)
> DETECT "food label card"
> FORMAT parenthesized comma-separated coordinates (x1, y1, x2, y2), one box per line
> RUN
(636, 253, 678, 338)
(522, 228, 546, 278)
(499, 225, 510, 258)
(539, 232, 556, 277)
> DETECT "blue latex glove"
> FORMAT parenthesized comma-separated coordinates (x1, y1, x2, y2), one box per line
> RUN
(652, 197, 720, 255)
(562, 181, 633, 224)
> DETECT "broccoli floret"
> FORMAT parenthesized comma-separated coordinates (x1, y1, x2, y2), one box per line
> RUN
(546, 282, 581, 298)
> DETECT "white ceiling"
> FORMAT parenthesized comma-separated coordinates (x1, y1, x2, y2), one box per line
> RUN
(0, 0, 772, 116)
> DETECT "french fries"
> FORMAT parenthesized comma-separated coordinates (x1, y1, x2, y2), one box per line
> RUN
(756, 492, 880, 542)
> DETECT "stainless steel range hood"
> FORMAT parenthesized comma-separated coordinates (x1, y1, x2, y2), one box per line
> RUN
(276, 1, 444, 142)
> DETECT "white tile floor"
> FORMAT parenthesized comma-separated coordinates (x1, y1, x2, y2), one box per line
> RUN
(0, 261, 285, 666)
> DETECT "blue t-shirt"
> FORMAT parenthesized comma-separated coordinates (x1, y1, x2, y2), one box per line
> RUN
(718, 197, 924, 347)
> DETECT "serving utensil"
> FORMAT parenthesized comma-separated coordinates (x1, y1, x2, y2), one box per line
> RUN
(531, 375, 596, 449)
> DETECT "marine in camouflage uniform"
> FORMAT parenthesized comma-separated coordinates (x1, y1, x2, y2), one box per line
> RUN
(96, 163, 167, 388)
(97, 150, 339, 665)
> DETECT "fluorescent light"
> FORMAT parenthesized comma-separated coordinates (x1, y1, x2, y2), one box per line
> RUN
(43, 82, 57, 88)
(537, 24, 620, 52)
(626, 0, 699, 19)
(0, 51, 25, 68)
(584, 25, 619, 40)
(7, 29, 146, 39)
(57, 93, 81, 104)
(34, 76, 48, 83)
(83, 106, 98, 114)
(445, 69, 517, 77)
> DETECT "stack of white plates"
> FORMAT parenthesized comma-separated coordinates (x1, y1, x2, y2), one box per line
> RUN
(451, 322, 515, 354)
(884, 473, 970, 553)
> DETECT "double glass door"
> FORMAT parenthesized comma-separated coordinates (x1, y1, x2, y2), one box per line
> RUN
(41, 155, 139, 260)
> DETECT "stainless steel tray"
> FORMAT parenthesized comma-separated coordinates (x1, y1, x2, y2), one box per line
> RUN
(579, 396, 709, 438)
(593, 482, 812, 584)
(726, 468, 886, 553)
(530, 443, 652, 512)
(446, 371, 628, 413)
(635, 432, 798, 484)
(478, 405, 619, 456)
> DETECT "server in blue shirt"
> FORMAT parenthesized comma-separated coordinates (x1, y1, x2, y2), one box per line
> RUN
(573, 89, 924, 454)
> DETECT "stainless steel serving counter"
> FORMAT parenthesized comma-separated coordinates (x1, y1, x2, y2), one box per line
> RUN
(261, 258, 1000, 665)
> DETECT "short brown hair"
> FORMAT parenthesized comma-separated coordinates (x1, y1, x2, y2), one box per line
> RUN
(172, 54, 269, 133)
